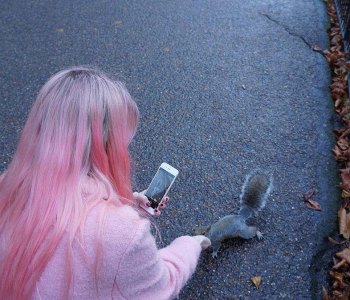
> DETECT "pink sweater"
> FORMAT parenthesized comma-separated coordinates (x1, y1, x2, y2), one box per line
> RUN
(32, 203, 201, 300)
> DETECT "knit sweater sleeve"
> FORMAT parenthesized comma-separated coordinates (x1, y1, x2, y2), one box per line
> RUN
(114, 217, 202, 300)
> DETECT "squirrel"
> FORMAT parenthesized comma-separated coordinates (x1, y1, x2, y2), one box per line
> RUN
(193, 170, 273, 258)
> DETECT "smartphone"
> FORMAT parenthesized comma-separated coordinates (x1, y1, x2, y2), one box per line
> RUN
(140, 163, 179, 215)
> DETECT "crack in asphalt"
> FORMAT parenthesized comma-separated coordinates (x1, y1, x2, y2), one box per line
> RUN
(260, 12, 314, 50)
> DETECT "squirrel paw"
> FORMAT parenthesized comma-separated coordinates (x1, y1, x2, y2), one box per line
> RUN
(256, 230, 264, 240)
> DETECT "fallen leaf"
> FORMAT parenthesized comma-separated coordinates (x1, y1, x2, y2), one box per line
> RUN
(302, 188, 316, 200)
(339, 107, 350, 117)
(55, 28, 64, 33)
(345, 63, 350, 71)
(333, 87, 347, 97)
(333, 259, 347, 270)
(334, 145, 344, 159)
(322, 286, 331, 300)
(331, 35, 342, 44)
(336, 247, 350, 264)
(338, 207, 350, 239)
(330, 270, 345, 288)
(339, 128, 350, 139)
(335, 98, 343, 108)
(315, 2, 350, 297)
(344, 149, 350, 159)
(337, 139, 349, 150)
(331, 81, 346, 89)
(251, 276, 261, 289)
(312, 45, 323, 52)
(342, 190, 350, 198)
(333, 290, 350, 298)
(306, 199, 322, 211)
(328, 236, 341, 244)
(163, 47, 171, 53)
(341, 170, 350, 192)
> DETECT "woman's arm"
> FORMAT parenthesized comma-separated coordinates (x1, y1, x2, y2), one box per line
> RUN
(114, 218, 202, 300)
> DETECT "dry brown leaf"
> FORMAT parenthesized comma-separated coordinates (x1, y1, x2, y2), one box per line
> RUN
(339, 66, 349, 74)
(331, 35, 342, 44)
(339, 128, 350, 139)
(332, 290, 349, 299)
(341, 170, 350, 192)
(339, 107, 350, 116)
(306, 199, 322, 211)
(334, 67, 343, 75)
(319, 2, 350, 297)
(251, 276, 261, 289)
(336, 247, 350, 264)
(329, 236, 341, 244)
(338, 139, 349, 150)
(342, 148, 350, 160)
(335, 98, 343, 108)
(334, 127, 344, 135)
(331, 81, 346, 89)
(312, 45, 323, 52)
(322, 286, 331, 300)
(334, 145, 344, 159)
(333, 259, 347, 270)
(338, 208, 350, 239)
(342, 190, 350, 198)
(333, 88, 347, 96)
(303, 188, 316, 200)
(330, 270, 345, 288)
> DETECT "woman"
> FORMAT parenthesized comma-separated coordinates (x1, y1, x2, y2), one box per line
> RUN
(0, 67, 210, 299)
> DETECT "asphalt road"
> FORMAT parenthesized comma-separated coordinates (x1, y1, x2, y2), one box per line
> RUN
(0, 0, 340, 299)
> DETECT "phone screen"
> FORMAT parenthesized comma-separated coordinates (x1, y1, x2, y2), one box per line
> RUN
(145, 168, 175, 208)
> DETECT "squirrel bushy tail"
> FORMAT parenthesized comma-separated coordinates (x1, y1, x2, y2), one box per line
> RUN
(239, 170, 273, 220)
(192, 169, 273, 257)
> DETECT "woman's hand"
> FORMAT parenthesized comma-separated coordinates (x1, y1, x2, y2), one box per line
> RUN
(132, 190, 150, 207)
(132, 191, 169, 217)
(192, 235, 211, 250)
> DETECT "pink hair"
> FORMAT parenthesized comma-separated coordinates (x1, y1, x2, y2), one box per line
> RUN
(0, 67, 139, 299)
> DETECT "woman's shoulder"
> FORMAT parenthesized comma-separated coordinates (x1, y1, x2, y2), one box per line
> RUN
(82, 201, 150, 253)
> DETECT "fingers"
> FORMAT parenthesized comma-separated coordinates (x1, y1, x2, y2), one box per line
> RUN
(201, 237, 212, 249)
(159, 196, 169, 208)
(154, 197, 169, 217)
(153, 201, 166, 217)
(133, 192, 150, 207)
(192, 235, 211, 250)
(136, 194, 170, 217)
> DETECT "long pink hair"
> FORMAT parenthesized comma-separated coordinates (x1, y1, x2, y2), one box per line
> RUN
(0, 67, 139, 299)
